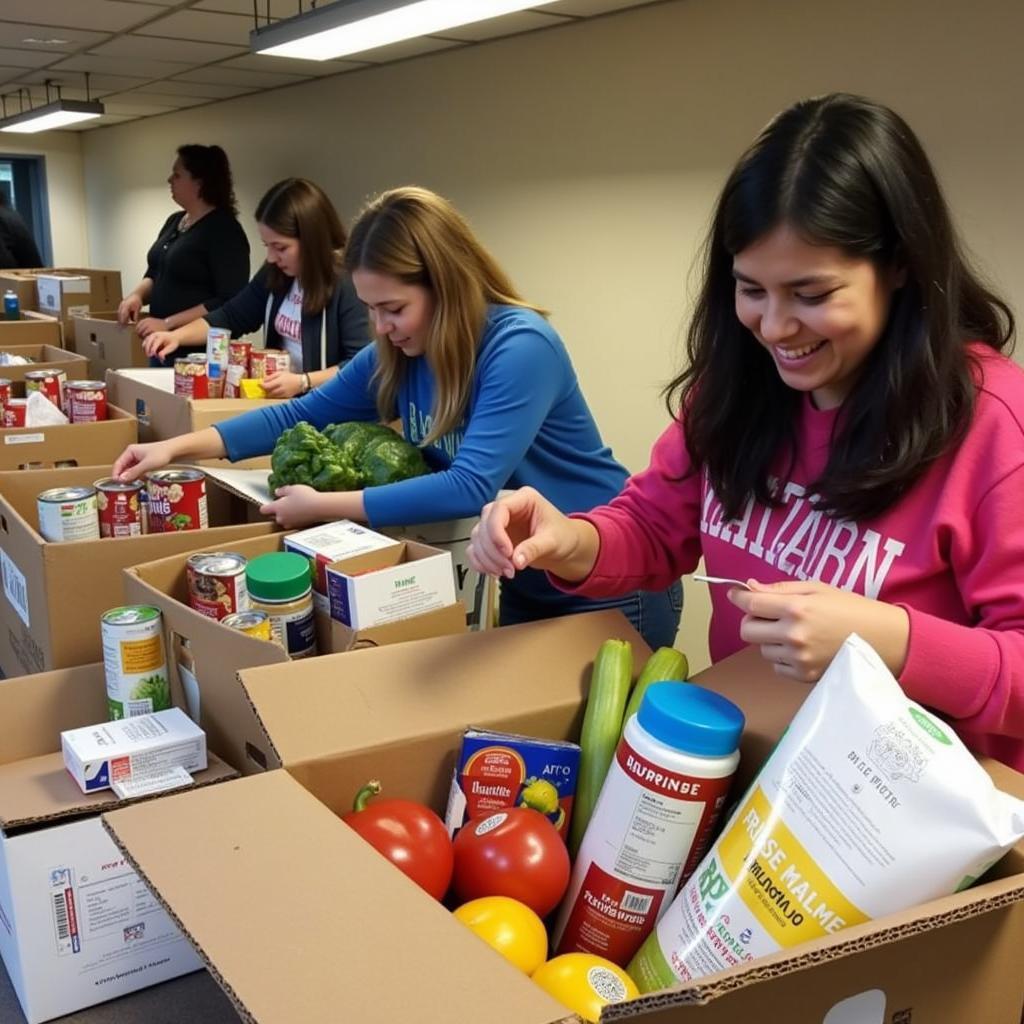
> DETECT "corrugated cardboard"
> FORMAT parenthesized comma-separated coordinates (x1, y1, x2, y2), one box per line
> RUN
(0, 663, 235, 1023)
(0, 344, 89, 386)
(0, 465, 277, 677)
(70, 312, 147, 374)
(103, 616, 1024, 1023)
(0, 404, 136, 471)
(0, 312, 62, 348)
(0, 268, 121, 347)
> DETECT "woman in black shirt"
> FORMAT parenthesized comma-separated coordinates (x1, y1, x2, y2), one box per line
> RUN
(117, 145, 249, 355)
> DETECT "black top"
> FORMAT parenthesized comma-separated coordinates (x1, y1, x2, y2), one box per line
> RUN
(0, 205, 42, 269)
(144, 208, 250, 319)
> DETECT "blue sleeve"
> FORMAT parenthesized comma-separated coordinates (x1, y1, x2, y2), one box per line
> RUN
(362, 327, 563, 526)
(205, 270, 269, 338)
(214, 344, 381, 460)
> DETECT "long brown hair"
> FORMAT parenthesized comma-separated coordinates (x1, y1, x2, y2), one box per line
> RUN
(255, 178, 346, 316)
(343, 186, 543, 444)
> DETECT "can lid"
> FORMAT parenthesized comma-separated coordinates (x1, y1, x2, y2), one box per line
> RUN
(636, 681, 745, 757)
(245, 552, 311, 601)
(103, 605, 162, 626)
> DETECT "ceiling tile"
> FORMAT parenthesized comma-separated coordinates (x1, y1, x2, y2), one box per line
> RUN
(90, 34, 246, 63)
(99, 90, 207, 108)
(350, 35, 464, 63)
(134, 9, 256, 46)
(435, 10, 575, 42)
(127, 78, 256, 98)
(0, 21, 112, 51)
(173, 65, 308, 88)
(0, 0, 162, 33)
(100, 97, 181, 115)
(222, 52, 366, 77)
(49, 54, 195, 78)
(193, 0, 279, 14)
(10, 69, 150, 92)
(546, 0, 658, 14)
(0, 47, 66, 69)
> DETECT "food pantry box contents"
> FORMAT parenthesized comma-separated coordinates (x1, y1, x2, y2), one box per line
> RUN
(0, 403, 137, 472)
(2, 396, 26, 426)
(146, 467, 208, 532)
(37, 485, 100, 543)
(206, 327, 229, 398)
(445, 729, 581, 841)
(102, 605, 170, 719)
(284, 519, 401, 611)
(246, 551, 316, 657)
(628, 634, 1024, 993)
(65, 379, 108, 422)
(174, 352, 209, 399)
(61, 706, 207, 795)
(222, 608, 271, 640)
(24, 367, 65, 408)
(251, 348, 290, 379)
(186, 551, 249, 620)
(555, 682, 743, 966)
(95, 477, 144, 537)
(326, 540, 456, 630)
(34, 273, 90, 321)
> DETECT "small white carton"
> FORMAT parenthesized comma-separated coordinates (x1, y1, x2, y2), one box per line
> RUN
(35, 274, 90, 318)
(61, 708, 207, 795)
(326, 540, 457, 630)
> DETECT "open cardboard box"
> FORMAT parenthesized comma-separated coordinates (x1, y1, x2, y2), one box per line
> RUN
(0, 312, 62, 348)
(71, 312, 147, 376)
(0, 662, 238, 1023)
(0, 465, 277, 677)
(99, 612, 1024, 1022)
(0, 344, 89, 384)
(0, 268, 121, 346)
(0, 404, 137, 472)
(105, 367, 275, 469)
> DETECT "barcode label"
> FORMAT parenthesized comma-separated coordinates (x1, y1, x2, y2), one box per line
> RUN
(49, 867, 78, 956)
(53, 892, 69, 939)
(1, 549, 29, 627)
(4, 433, 45, 446)
(124, 698, 153, 718)
(620, 891, 654, 914)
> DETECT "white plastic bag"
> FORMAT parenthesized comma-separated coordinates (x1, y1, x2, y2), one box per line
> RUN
(25, 390, 69, 427)
(629, 633, 1024, 990)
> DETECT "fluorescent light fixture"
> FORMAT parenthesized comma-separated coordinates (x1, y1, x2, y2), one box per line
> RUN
(251, 0, 560, 61)
(0, 99, 105, 133)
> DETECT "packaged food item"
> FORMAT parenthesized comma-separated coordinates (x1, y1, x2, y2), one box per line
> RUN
(251, 349, 289, 380)
(95, 478, 144, 538)
(37, 485, 100, 543)
(65, 379, 109, 422)
(628, 634, 1024, 991)
(246, 552, 317, 658)
(445, 728, 581, 841)
(24, 368, 66, 410)
(554, 682, 743, 965)
(2, 397, 26, 427)
(224, 363, 245, 399)
(186, 551, 249, 620)
(228, 338, 252, 373)
(174, 353, 208, 399)
(206, 326, 229, 397)
(145, 467, 208, 532)
(239, 378, 266, 399)
(222, 609, 272, 641)
(3, 288, 19, 321)
(0, 377, 12, 408)
(101, 605, 170, 720)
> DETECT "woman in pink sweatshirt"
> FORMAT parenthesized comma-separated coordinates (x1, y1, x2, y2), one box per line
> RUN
(469, 93, 1024, 771)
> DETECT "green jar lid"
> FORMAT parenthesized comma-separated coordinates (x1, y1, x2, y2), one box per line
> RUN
(246, 552, 311, 602)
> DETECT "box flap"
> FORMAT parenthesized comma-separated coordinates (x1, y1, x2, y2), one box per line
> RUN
(102, 771, 568, 1024)
(201, 466, 272, 507)
(0, 750, 237, 829)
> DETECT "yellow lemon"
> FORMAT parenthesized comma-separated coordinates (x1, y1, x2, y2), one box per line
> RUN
(532, 953, 639, 1022)
(453, 896, 548, 975)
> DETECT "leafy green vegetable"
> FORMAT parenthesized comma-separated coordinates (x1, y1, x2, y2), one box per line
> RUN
(359, 436, 430, 486)
(131, 673, 170, 711)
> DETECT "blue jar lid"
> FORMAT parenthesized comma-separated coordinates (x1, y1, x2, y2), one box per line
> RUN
(637, 681, 745, 757)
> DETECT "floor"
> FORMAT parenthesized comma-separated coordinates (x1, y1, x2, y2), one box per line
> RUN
(0, 957, 241, 1024)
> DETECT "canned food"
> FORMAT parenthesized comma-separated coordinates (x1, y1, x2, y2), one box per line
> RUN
(0, 377, 12, 408)
(186, 551, 249, 620)
(3, 398, 26, 427)
(145, 467, 208, 532)
(251, 349, 290, 380)
(65, 380, 108, 423)
(228, 339, 252, 371)
(207, 327, 230, 366)
(101, 605, 170, 719)
(222, 609, 272, 641)
(24, 369, 66, 410)
(95, 478, 144, 538)
(174, 353, 209, 399)
(37, 486, 100, 542)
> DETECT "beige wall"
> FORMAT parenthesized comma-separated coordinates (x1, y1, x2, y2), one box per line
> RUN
(1, 132, 88, 265)
(78, 0, 1024, 670)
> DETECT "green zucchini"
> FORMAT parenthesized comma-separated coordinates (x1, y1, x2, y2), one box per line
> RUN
(570, 638, 633, 857)
(619, 647, 690, 741)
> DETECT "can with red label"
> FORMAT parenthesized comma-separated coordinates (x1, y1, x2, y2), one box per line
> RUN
(24, 369, 66, 410)
(186, 551, 249, 619)
(0, 377, 12, 409)
(251, 349, 290, 380)
(173, 354, 209, 399)
(145, 467, 208, 532)
(228, 339, 252, 373)
(65, 380, 109, 423)
(3, 398, 27, 427)
(94, 478, 144, 538)
(37, 486, 101, 542)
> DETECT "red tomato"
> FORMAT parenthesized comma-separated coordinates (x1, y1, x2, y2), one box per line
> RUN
(341, 780, 454, 901)
(452, 807, 570, 917)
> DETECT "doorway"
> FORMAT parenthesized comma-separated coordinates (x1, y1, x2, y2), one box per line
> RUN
(0, 155, 53, 265)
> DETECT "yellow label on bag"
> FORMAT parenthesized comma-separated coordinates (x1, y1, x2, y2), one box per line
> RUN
(717, 786, 870, 946)
(239, 378, 266, 399)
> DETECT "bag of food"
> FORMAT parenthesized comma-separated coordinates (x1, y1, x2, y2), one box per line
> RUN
(629, 633, 1024, 991)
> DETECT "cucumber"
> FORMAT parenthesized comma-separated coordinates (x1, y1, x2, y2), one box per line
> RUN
(570, 638, 633, 857)
(619, 647, 690, 741)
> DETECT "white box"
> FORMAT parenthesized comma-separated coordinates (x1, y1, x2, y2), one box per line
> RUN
(35, 275, 90, 315)
(61, 708, 207, 794)
(326, 540, 456, 630)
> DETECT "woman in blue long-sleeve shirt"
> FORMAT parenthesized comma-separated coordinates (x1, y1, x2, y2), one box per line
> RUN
(112, 186, 682, 649)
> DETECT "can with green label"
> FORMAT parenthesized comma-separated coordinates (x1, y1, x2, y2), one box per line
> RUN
(101, 605, 170, 719)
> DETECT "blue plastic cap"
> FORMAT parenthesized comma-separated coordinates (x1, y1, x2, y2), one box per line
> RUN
(636, 681, 745, 757)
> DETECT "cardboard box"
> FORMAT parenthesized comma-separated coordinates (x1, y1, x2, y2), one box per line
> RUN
(0, 312, 62, 348)
(0, 344, 89, 386)
(101, 614, 1024, 1023)
(34, 274, 90, 326)
(0, 465, 277, 677)
(106, 368, 277, 469)
(0, 267, 121, 316)
(325, 540, 456, 629)
(0, 663, 236, 1024)
(70, 312, 147, 375)
(0, 404, 137, 471)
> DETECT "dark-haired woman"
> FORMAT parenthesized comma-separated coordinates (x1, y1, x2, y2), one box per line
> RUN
(143, 177, 368, 398)
(117, 145, 249, 351)
(469, 93, 1024, 770)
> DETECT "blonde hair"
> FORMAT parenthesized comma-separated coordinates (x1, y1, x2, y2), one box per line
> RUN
(344, 186, 544, 444)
